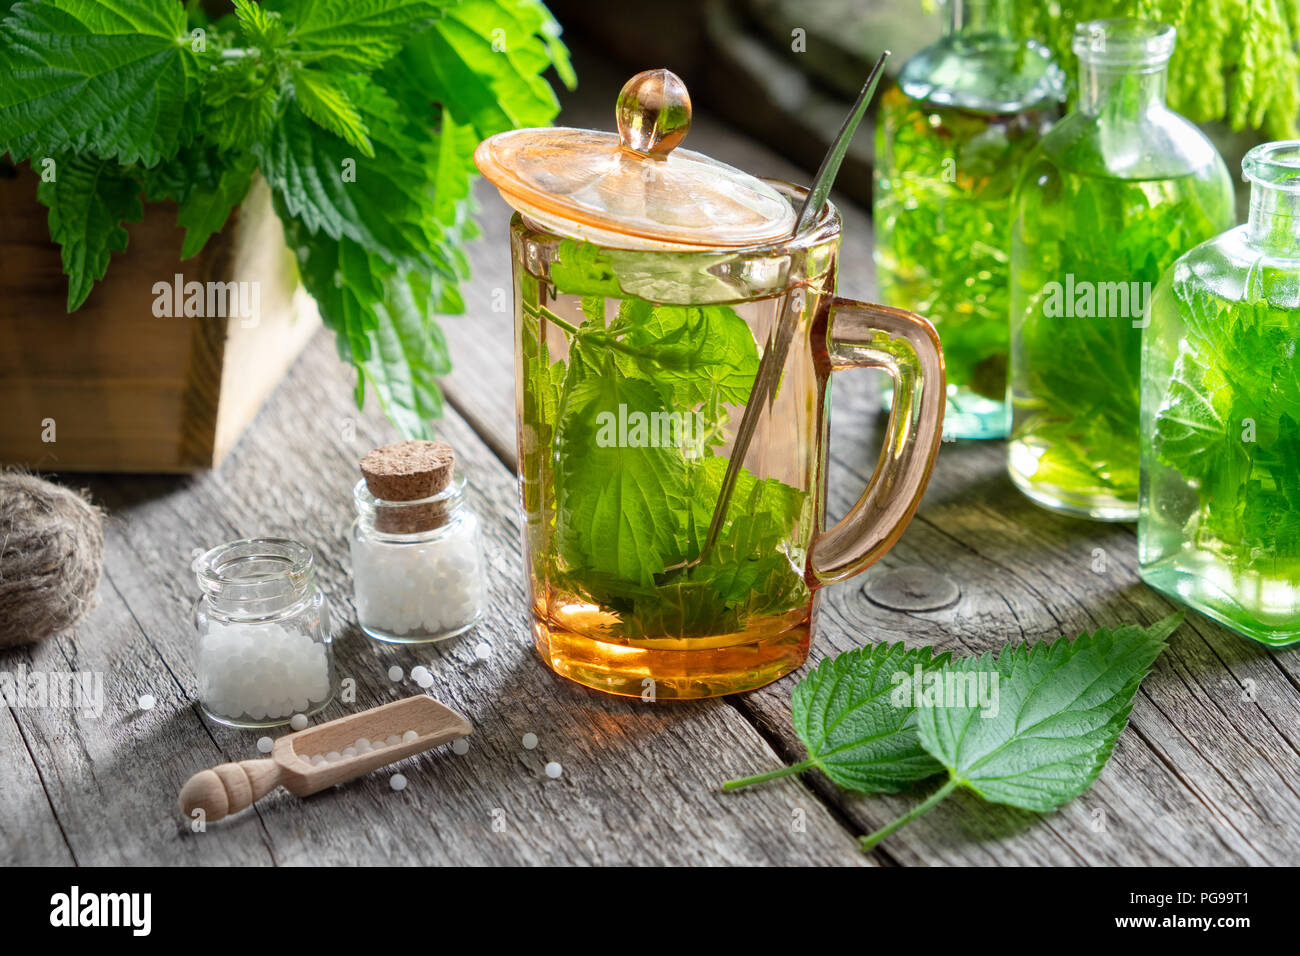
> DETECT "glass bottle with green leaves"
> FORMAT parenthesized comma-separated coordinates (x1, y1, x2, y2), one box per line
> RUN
(1007, 18, 1234, 520)
(1140, 142, 1300, 648)
(874, 0, 1064, 439)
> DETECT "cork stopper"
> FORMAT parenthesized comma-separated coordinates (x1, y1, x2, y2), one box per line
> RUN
(359, 441, 456, 534)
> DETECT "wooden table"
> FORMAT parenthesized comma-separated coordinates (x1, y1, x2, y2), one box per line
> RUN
(5, 61, 1299, 869)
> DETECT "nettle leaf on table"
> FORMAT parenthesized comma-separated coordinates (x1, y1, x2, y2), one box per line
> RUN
(0, 0, 201, 166)
(725, 643, 953, 794)
(861, 613, 1182, 849)
(723, 614, 1183, 853)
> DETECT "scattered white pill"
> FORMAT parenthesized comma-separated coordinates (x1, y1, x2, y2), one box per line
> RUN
(474, 642, 491, 660)
(410, 665, 430, 682)
(387, 665, 403, 682)
(545, 761, 563, 779)
(290, 713, 308, 731)
(257, 736, 273, 754)
(522, 733, 538, 750)
(452, 738, 469, 755)
(386, 734, 401, 747)
(390, 773, 408, 791)
(403, 730, 418, 743)
(137, 694, 156, 711)
(415, 672, 434, 689)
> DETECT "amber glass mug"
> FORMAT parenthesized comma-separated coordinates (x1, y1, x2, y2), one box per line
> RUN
(479, 72, 945, 698)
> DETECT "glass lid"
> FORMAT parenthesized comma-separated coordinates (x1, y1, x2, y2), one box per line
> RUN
(473, 69, 797, 248)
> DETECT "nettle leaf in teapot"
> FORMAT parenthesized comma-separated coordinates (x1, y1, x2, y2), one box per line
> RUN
(524, 239, 812, 640)
(550, 238, 755, 304)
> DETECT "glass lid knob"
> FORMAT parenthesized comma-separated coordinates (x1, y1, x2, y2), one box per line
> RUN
(616, 69, 692, 157)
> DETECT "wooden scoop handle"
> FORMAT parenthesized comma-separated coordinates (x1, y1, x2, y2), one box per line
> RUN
(178, 758, 283, 824)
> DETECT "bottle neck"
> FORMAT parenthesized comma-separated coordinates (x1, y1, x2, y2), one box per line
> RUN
(1242, 142, 1300, 255)
(195, 538, 316, 619)
(1077, 60, 1168, 117)
(1248, 184, 1300, 254)
(945, 0, 1011, 37)
(354, 473, 466, 536)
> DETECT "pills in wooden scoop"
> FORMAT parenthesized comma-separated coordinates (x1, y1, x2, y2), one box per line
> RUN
(300, 730, 421, 765)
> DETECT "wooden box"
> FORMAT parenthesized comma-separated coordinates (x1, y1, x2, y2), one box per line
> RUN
(0, 164, 320, 472)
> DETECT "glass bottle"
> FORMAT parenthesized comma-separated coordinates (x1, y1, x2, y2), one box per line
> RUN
(874, 0, 1064, 439)
(193, 538, 335, 728)
(1139, 141, 1300, 648)
(350, 471, 485, 644)
(1007, 18, 1234, 520)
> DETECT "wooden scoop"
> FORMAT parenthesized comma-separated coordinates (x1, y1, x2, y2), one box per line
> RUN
(177, 695, 472, 822)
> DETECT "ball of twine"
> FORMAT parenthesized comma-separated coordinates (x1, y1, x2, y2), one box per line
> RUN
(0, 472, 105, 649)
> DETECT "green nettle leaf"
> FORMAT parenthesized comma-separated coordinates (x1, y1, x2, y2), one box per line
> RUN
(724, 644, 953, 794)
(204, 57, 281, 153)
(554, 352, 693, 586)
(395, 0, 573, 139)
(256, 92, 445, 269)
(0, 0, 199, 166)
(722, 614, 1183, 851)
(860, 613, 1182, 849)
(175, 154, 257, 259)
(3, 0, 573, 439)
(231, 0, 287, 50)
(288, 222, 449, 439)
(290, 67, 374, 157)
(285, 0, 448, 70)
(145, 144, 257, 259)
(37, 154, 143, 309)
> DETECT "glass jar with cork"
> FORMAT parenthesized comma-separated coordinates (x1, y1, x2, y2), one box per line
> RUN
(350, 440, 485, 644)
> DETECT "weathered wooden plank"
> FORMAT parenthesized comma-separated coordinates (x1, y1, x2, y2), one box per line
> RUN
(73, 335, 867, 866)
(1, 570, 274, 865)
(0, 685, 75, 865)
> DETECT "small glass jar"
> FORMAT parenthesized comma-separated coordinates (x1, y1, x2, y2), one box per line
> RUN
(193, 538, 335, 728)
(350, 472, 485, 644)
(1139, 141, 1300, 648)
(1007, 18, 1234, 520)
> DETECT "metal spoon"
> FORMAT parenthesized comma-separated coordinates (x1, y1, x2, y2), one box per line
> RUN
(659, 51, 890, 581)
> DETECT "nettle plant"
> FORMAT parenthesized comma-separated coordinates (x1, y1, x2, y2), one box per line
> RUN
(1007, 0, 1300, 137)
(0, 0, 574, 437)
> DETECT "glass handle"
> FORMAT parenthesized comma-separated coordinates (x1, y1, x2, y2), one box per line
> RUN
(809, 299, 946, 583)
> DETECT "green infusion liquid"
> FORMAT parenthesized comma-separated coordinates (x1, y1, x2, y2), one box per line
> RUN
(1007, 18, 1233, 520)
(1140, 141, 1300, 648)
(876, 89, 1052, 416)
(873, 0, 1062, 439)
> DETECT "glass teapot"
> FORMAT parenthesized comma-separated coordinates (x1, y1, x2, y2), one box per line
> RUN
(475, 70, 946, 698)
